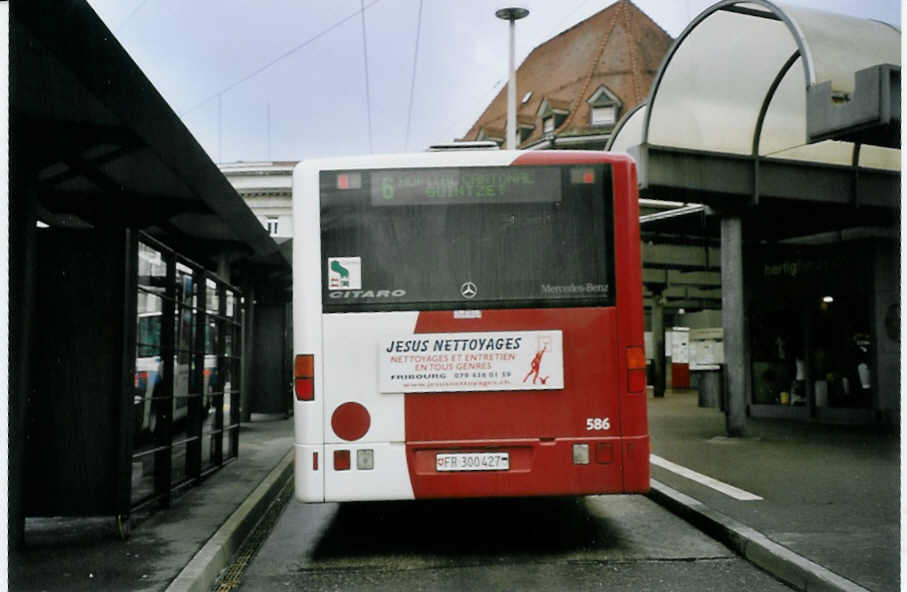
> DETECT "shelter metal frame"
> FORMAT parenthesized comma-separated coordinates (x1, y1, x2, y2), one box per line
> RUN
(129, 232, 243, 512)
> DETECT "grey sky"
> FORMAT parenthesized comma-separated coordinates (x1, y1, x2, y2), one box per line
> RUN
(85, 0, 900, 163)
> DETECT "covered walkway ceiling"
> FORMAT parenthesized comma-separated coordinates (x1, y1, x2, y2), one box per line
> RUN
(11, 0, 287, 268)
(609, 0, 900, 242)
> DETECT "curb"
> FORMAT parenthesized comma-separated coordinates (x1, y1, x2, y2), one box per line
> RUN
(647, 479, 871, 592)
(165, 449, 295, 592)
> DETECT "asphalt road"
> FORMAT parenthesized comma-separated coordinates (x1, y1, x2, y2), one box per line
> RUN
(235, 494, 795, 591)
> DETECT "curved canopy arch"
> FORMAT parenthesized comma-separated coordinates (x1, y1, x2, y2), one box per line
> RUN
(609, 0, 899, 215)
(644, 0, 899, 157)
(608, 103, 647, 155)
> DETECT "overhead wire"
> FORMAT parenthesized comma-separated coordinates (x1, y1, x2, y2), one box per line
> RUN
(546, 0, 598, 39)
(361, 0, 374, 154)
(437, 78, 505, 144)
(404, 0, 424, 152)
(116, 0, 152, 32)
(179, 0, 384, 118)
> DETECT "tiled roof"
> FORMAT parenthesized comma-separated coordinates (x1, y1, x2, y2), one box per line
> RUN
(478, 125, 505, 140)
(462, 0, 672, 148)
(540, 98, 572, 114)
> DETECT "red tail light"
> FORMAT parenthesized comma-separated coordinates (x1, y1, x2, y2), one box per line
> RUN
(334, 450, 351, 471)
(294, 354, 315, 401)
(627, 346, 646, 393)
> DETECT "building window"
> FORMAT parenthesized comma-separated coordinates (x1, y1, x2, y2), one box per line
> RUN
(536, 98, 569, 138)
(587, 85, 622, 129)
(591, 105, 616, 127)
(265, 217, 279, 236)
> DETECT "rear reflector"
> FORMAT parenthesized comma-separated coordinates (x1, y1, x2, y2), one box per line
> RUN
(334, 450, 351, 471)
(294, 354, 315, 401)
(572, 444, 590, 465)
(313, 451, 319, 471)
(331, 402, 371, 441)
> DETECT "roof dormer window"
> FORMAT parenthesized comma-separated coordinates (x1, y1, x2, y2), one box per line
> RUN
(587, 85, 622, 129)
(518, 125, 534, 143)
(537, 98, 570, 137)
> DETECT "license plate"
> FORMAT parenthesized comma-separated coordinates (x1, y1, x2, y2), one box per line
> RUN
(436, 452, 509, 472)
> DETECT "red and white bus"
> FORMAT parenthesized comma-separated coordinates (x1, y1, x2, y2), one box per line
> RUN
(292, 150, 648, 502)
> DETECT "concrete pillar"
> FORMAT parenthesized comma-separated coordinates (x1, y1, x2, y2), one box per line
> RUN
(651, 290, 666, 398)
(721, 215, 747, 436)
(870, 239, 899, 424)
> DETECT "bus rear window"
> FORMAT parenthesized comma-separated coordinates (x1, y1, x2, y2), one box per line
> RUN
(320, 164, 615, 312)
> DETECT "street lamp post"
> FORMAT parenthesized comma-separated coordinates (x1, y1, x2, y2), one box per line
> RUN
(495, 6, 529, 150)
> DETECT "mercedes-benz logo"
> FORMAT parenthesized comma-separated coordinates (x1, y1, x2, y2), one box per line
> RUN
(460, 281, 478, 299)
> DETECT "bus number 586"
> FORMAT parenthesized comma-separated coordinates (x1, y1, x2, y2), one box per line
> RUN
(586, 417, 611, 431)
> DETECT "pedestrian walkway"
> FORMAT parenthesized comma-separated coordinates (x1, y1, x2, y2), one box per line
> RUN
(646, 390, 899, 592)
(9, 415, 295, 592)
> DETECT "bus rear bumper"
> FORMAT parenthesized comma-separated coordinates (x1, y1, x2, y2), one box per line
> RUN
(405, 435, 650, 499)
(297, 442, 417, 503)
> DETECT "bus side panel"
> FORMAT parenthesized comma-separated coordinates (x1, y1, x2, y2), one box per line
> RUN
(611, 158, 649, 493)
(293, 161, 327, 502)
(404, 307, 624, 498)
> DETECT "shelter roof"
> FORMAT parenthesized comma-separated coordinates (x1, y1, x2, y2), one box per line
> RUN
(607, 0, 899, 240)
(12, 0, 289, 269)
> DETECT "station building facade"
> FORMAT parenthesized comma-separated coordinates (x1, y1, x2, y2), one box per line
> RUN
(220, 161, 296, 240)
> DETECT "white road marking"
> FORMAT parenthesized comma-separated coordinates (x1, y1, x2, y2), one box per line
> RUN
(650, 454, 763, 501)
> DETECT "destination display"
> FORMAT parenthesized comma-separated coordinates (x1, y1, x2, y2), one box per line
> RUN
(370, 166, 562, 206)
(378, 330, 564, 393)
